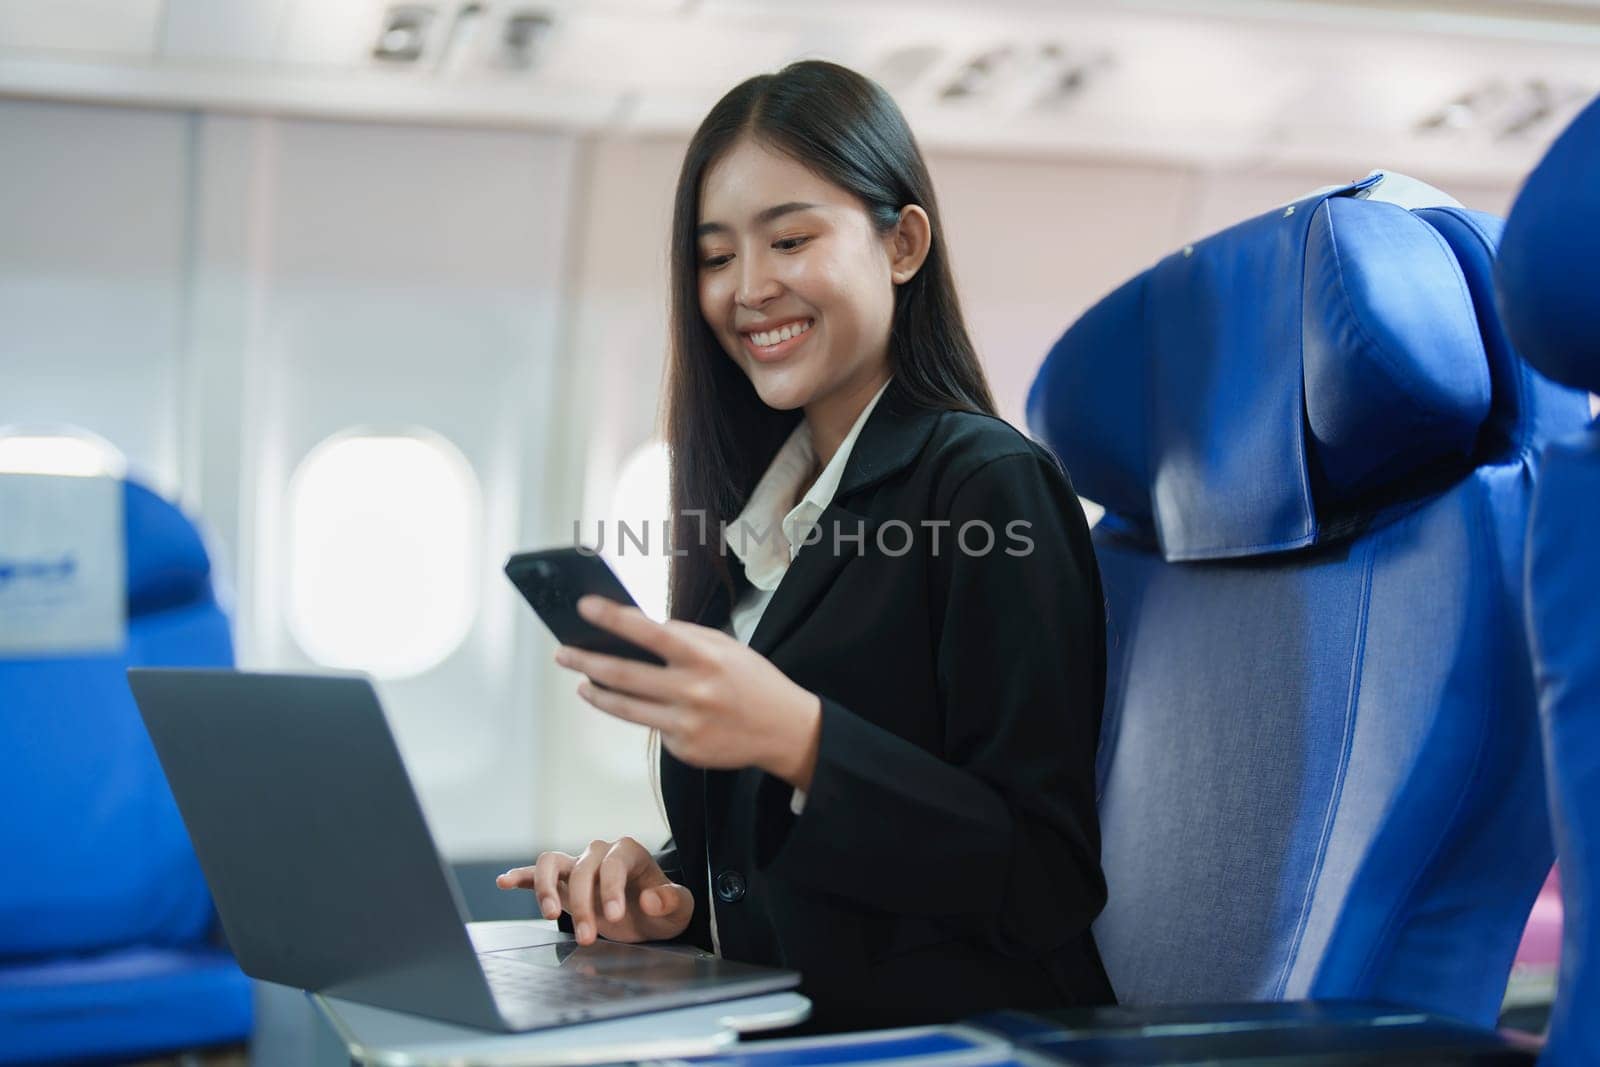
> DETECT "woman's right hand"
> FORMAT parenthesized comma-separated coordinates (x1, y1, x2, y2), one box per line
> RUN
(495, 836, 695, 946)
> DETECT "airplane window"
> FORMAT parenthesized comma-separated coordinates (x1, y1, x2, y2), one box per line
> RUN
(0, 428, 125, 478)
(606, 439, 671, 622)
(286, 430, 481, 680)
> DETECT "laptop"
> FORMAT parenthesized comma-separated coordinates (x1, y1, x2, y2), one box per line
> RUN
(125, 668, 800, 1033)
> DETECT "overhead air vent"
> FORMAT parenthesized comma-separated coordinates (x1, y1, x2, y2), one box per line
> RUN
(915, 40, 1110, 112)
(1416, 78, 1594, 141)
(940, 46, 1016, 102)
(370, 3, 554, 73)
(1028, 44, 1111, 111)
(374, 4, 436, 63)
(874, 44, 944, 94)
(499, 10, 554, 71)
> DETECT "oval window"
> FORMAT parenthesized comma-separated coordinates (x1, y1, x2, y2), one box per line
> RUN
(607, 439, 671, 623)
(286, 430, 481, 680)
(0, 427, 125, 478)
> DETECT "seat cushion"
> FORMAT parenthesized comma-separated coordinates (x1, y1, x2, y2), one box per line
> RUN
(0, 947, 252, 1065)
(0, 652, 217, 960)
(1092, 466, 1555, 1023)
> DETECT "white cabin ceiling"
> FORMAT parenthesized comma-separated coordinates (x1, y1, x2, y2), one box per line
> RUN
(0, 0, 1596, 180)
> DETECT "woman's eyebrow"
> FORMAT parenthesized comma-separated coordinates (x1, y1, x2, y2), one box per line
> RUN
(696, 201, 820, 238)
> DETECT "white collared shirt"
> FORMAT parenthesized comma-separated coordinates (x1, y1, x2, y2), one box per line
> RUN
(703, 375, 892, 957)
(723, 375, 893, 658)
(729, 375, 896, 646)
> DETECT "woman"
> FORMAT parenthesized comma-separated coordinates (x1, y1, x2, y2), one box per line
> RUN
(498, 59, 1115, 1032)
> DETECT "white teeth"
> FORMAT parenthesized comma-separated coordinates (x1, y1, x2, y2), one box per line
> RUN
(749, 319, 811, 349)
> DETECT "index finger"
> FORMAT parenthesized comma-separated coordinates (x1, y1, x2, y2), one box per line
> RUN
(497, 853, 574, 920)
(577, 596, 699, 664)
(532, 852, 575, 919)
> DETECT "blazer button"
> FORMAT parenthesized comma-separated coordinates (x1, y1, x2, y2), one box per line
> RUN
(715, 870, 746, 903)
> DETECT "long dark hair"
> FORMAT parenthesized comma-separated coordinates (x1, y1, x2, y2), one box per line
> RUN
(664, 59, 997, 625)
(643, 62, 992, 825)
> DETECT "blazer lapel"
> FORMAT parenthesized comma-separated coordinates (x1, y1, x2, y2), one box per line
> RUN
(832, 380, 945, 501)
(742, 382, 944, 660)
(685, 384, 944, 649)
(745, 500, 878, 659)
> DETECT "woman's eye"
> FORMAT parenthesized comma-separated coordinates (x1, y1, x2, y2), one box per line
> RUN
(773, 235, 811, 252)
(701, 253, 733, 269)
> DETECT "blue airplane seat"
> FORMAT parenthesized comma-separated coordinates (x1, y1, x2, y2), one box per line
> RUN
(0, 477, 253, 1064)
(1026, 172, 1592, 1026)
(1495, 93, 1600, 1066)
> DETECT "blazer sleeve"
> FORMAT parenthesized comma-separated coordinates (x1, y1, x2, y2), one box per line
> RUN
(756, 449, 1108, 957)
(554, 839, 715, 953)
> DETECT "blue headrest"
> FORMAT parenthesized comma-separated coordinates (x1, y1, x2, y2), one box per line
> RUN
(125, 480, 212, 618)
(1497, 93, 1600, 396)
(1029, 174, 1497, 561)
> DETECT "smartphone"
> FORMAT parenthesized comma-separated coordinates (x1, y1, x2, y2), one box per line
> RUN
(504, 549, 667, 686)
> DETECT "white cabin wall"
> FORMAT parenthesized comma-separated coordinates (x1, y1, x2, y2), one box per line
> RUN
(0, 99, 191, 496)
(928, 153, 1195, 428)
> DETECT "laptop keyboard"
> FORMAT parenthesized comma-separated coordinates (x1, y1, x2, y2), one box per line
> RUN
(478, 953, 649, 1012)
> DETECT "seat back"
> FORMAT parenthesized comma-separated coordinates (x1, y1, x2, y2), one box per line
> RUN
(1027, 174, 1591, 1024)
(0, 477, 233, 959)
(1496, 93, 1600, 1065)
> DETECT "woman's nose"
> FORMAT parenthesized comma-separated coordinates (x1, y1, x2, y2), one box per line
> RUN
(736, 257, 782, 309)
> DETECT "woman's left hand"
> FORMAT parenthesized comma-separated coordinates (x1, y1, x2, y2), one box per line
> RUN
(554, 595, 822, 789)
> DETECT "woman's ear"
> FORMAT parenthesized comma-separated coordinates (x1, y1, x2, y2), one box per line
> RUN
(886, 205, 933, 285)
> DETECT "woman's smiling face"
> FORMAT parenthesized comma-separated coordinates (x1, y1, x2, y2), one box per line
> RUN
(696, 136, 900, 413)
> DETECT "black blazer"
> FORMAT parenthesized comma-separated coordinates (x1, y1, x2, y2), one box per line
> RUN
(658, 378, 1116, 1033)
